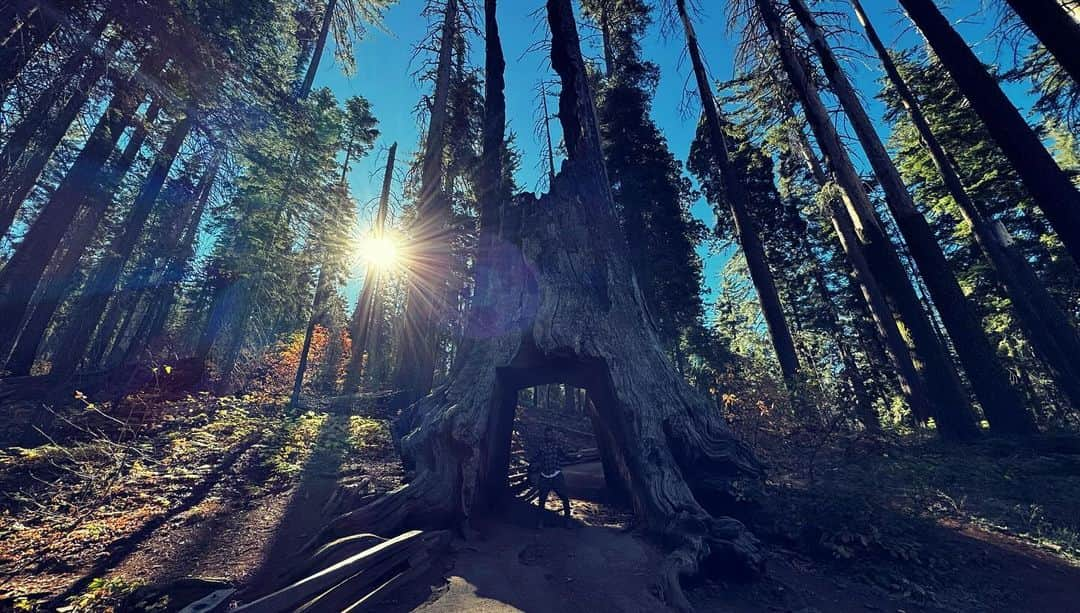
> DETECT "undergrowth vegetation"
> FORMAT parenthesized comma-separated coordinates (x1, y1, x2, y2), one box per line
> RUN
(0, 390, 399, 611)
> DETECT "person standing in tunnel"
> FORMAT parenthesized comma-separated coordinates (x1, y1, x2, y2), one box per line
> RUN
(531, 426, 571, 527)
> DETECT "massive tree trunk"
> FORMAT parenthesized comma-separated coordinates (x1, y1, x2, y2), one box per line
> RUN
(897, 0, 1080, 266)
(789, 0, 1033, 434)
(0, 54, 164, 358)
(1004, 0, 1080, 85)
(755, 0, 979, 438)
(1, 102, 161, 375)
(299, 0, 338, 99)
(302, 3, 763, 612)
(852, 0, 1080, 414)
(344, 142, 397, 393)
(676, 0, 803, 405)
(48, 113, 193, 377)
(392, 0, 457, 405)
(0, 35, 121, 237)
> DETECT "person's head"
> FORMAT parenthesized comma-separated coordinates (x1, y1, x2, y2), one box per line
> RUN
(544, 426, 555, 441)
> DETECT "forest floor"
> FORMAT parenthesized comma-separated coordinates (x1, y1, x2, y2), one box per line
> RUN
(1, 390, 1079, 612)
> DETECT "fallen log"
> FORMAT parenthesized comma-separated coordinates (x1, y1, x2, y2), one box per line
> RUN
(234, 529, 450, 613)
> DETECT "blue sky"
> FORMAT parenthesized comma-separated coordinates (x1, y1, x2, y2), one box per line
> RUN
(313, 0, 1039, 310)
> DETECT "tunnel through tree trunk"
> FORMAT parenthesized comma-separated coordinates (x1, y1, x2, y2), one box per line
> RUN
(312, 3, 763, 610)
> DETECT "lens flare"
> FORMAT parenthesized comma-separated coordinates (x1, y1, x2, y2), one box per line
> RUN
(357, 234, 400, 270)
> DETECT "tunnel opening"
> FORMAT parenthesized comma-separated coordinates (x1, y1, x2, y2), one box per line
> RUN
(478, 353, 632, 524)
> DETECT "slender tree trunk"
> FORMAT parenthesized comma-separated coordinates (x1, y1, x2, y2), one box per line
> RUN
(756, 0, 971, 434)
(291, 263, 329, 407)
(192, 283, 240, 381)
(0, 54, 163, 356)
(119, 155, 220, 368)
(790, 0, 1031, 434)
(758, 0, 978, 440)
(1004, 0, 1080, 84)
(897, 0, 1080, 266)
(540, 81, 557, 186)
(99, 289, 141, 367)
(0, 0, 63, 100)
(86, 291, 128, 366)
(563, 383, 576, 412)
(49, 113, 193, 377)
(393, 0, 457, 405)
(788, 122, 896, 424)
(0, 36, 121, 237)
(599, 0, 614, 77)
(785, 191, 879, 431)
(470, 0, 507, 353)
(796, 119, 933, 427)
(299, 0, 338, 99)
(480, 0, 506, 228)
(216, 306, 250, 391)
(851, 0, 1080, 413)
(677, 0, 803, 403)
(344, 142, 397, 393)
(1, 102, 161, 374)
(0, 5, 113, 181)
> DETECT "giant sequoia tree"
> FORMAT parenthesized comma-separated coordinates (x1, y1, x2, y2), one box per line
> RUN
(276, 3, 764, 611)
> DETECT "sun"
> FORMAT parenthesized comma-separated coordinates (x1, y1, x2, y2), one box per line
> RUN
(356, 234, 401, 270)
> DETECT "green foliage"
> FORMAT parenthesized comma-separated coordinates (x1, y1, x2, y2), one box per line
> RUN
(880, 51, 1080, 426)
(64, 576, 144, 612)
(583, 0, 710, 361)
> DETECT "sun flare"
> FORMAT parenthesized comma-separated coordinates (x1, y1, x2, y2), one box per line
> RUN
(357, 234, 401, 270)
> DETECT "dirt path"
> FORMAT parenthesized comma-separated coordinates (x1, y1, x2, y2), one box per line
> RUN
(369, 514, 1080, 613)
(371, 497, 665, 613)
(6, 400, 1080, 612)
